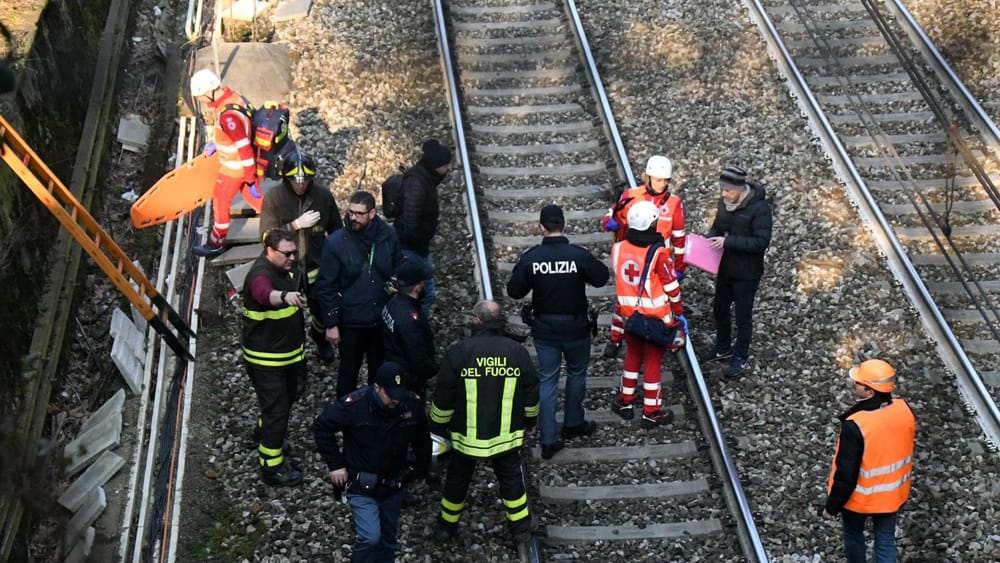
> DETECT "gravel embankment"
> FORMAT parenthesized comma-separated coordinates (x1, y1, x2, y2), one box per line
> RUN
(178, 1, 1000, 562)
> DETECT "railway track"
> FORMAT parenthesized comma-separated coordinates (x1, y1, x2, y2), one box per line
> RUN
(751, 0, 1000, 444)
(436, 0, 765, 560)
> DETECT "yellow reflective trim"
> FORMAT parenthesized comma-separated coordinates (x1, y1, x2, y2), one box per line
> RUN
(259, 444, 283, 457)
(260, 455, 284, 467)
(243, 345, 305, 360)
(465, 379, 478, 439)
(430, 404, 453, 424)
(451, 431, 524, 457)
(307, 268, 319, 284)
(502, 493, 527, 509)
(500, 378, 516, 436)
(440, 511, 461, 523)
(506, 506, 530, 522)
(441, 498, 464, 512)
(524, 403, 539, 418)
(243, 346, 306, 367)
(243, 305, 300, 321)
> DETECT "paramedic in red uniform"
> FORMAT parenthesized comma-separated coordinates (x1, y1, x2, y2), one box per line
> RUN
(601, 155, 686, 357)
(189, 69, 262, 258)
(822, 359, 915, 563)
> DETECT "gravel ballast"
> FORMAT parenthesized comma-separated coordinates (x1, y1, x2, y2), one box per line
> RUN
(176, 1, 1000, 562)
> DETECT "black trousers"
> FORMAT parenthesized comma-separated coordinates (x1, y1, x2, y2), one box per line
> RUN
(247, 360, 307, 467)
(439, 449, 531, 538)
(407, 381, 432, 478)
(337, 325, 385, 398)
(712, 275, 762, 358)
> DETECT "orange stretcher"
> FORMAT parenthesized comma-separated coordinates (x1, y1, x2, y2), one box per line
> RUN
(130, 153, 220, 229)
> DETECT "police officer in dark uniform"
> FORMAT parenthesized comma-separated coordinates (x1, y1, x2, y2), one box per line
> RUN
(430, 300, 540, 562)
(242, 228, 307, 487)
(507, 204, 610, 460)
(312, 361, 428, 563)
(259, 150, 343, 363)
(381, 257, 437, 489)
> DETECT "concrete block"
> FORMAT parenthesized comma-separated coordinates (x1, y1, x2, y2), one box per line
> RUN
(225, 260, 254, 292)
(58, 451, 124, 512)
(112, 337, 143, 395)
(65, 487, 105, 546)
(211, 243, 262, 267)
(110, 308, 144, 360)
(64, 412, 122, 476)
(228, 217, 262, 244)
(79, 389, 125, 435)
(64, 526, 94, 563)
(117, 114, 150, 153)
(194, 44, 290, 105)
(272, 0, 312, 21)
(221, 0, 270, 21)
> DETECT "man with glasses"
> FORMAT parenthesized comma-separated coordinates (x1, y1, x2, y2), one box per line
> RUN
(260, 150, 343, 364)
(316, 191, 402, 398)
(242, 228, 308, 486)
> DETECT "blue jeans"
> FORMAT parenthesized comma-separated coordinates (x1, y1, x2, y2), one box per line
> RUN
(712, 276, 761, 358)
(347, 489, 405, 563)
(534, 337, 591, 446)
(401, 250, 435, 318)
(842, 510, 897, 563)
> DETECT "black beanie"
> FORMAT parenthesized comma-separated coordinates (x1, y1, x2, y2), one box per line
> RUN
(719, 166, 748, 190)
(419, 139, 453, 170)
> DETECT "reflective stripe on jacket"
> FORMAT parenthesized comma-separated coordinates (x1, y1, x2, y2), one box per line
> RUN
(611, 240, 681, 325)
(606, 187, 686, 269)
(241, 254, 306, 367)
(430, 326, 540, 458)
(828, 398, 915, 513)
(210, 88, 255, 178)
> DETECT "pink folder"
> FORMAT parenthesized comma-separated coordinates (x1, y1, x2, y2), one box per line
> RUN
(686, 234, 723, 275)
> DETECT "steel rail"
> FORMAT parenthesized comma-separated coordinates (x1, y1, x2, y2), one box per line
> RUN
(564, 1, 767, 559)
(432, 0, 492, 300)
(742, 0, 1000, 449)
(884, 0, 1000, 155)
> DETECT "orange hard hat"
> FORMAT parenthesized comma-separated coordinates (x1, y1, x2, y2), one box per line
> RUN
(849, 359, 896, 393)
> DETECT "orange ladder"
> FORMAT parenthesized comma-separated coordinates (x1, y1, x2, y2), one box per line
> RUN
(0, 114, 195, 361)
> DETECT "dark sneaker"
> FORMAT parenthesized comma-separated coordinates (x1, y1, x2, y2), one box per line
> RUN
(432, 521, 457, 544)
(192, 243, 229, 258)
(610, 396, 634, 421)
(724, 355, 750, 377)
(261, 462, 303, 487)
(641, 408, 674, 429)
(561, 420, 597, 440)
(700, 345, 733, 363)
(602, 340, 622, 358)
(540, 441, 564, 460)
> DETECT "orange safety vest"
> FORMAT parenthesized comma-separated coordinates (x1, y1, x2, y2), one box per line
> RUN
(611, 240, 680, 324)
(209, 88, 255, 179)
(607, 187, 686, 266)
(828, 399, 915, 514)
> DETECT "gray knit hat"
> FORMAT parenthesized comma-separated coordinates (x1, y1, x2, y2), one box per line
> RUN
(719, 166, 748, 190)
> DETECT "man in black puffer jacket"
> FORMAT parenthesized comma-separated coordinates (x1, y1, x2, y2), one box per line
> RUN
(700, 165, 773, 377)
(393, 139, 453, 319)
(316, 191, 401, 398)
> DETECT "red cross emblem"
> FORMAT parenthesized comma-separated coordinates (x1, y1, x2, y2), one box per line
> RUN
(621, 260, 641, 286)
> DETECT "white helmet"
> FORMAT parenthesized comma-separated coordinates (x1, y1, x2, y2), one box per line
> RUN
(627, 200, 659, 231)
(645, 155, 672, 179)
(190, 69, 221, 97)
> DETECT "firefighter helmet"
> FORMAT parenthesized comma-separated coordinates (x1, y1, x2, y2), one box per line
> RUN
(645, 155, 672, 179)
(190, 69, 221, 97)
(282, 150, 316, 184)
(849, 359, 896, 393)
(627, 200, 659, 232)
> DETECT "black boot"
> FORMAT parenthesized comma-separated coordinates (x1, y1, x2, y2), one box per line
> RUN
(192, 243, 229, 258)
(260, 461, 303, 487)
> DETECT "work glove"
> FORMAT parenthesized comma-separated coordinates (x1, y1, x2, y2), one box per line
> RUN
(248, 181, 261, 200)
(603, 217, 620, 233)
(674, 270, 685, 283)
(291, 210, 321, 231)
(203, 142, 216, 156)
(676, 315, 688, 334)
